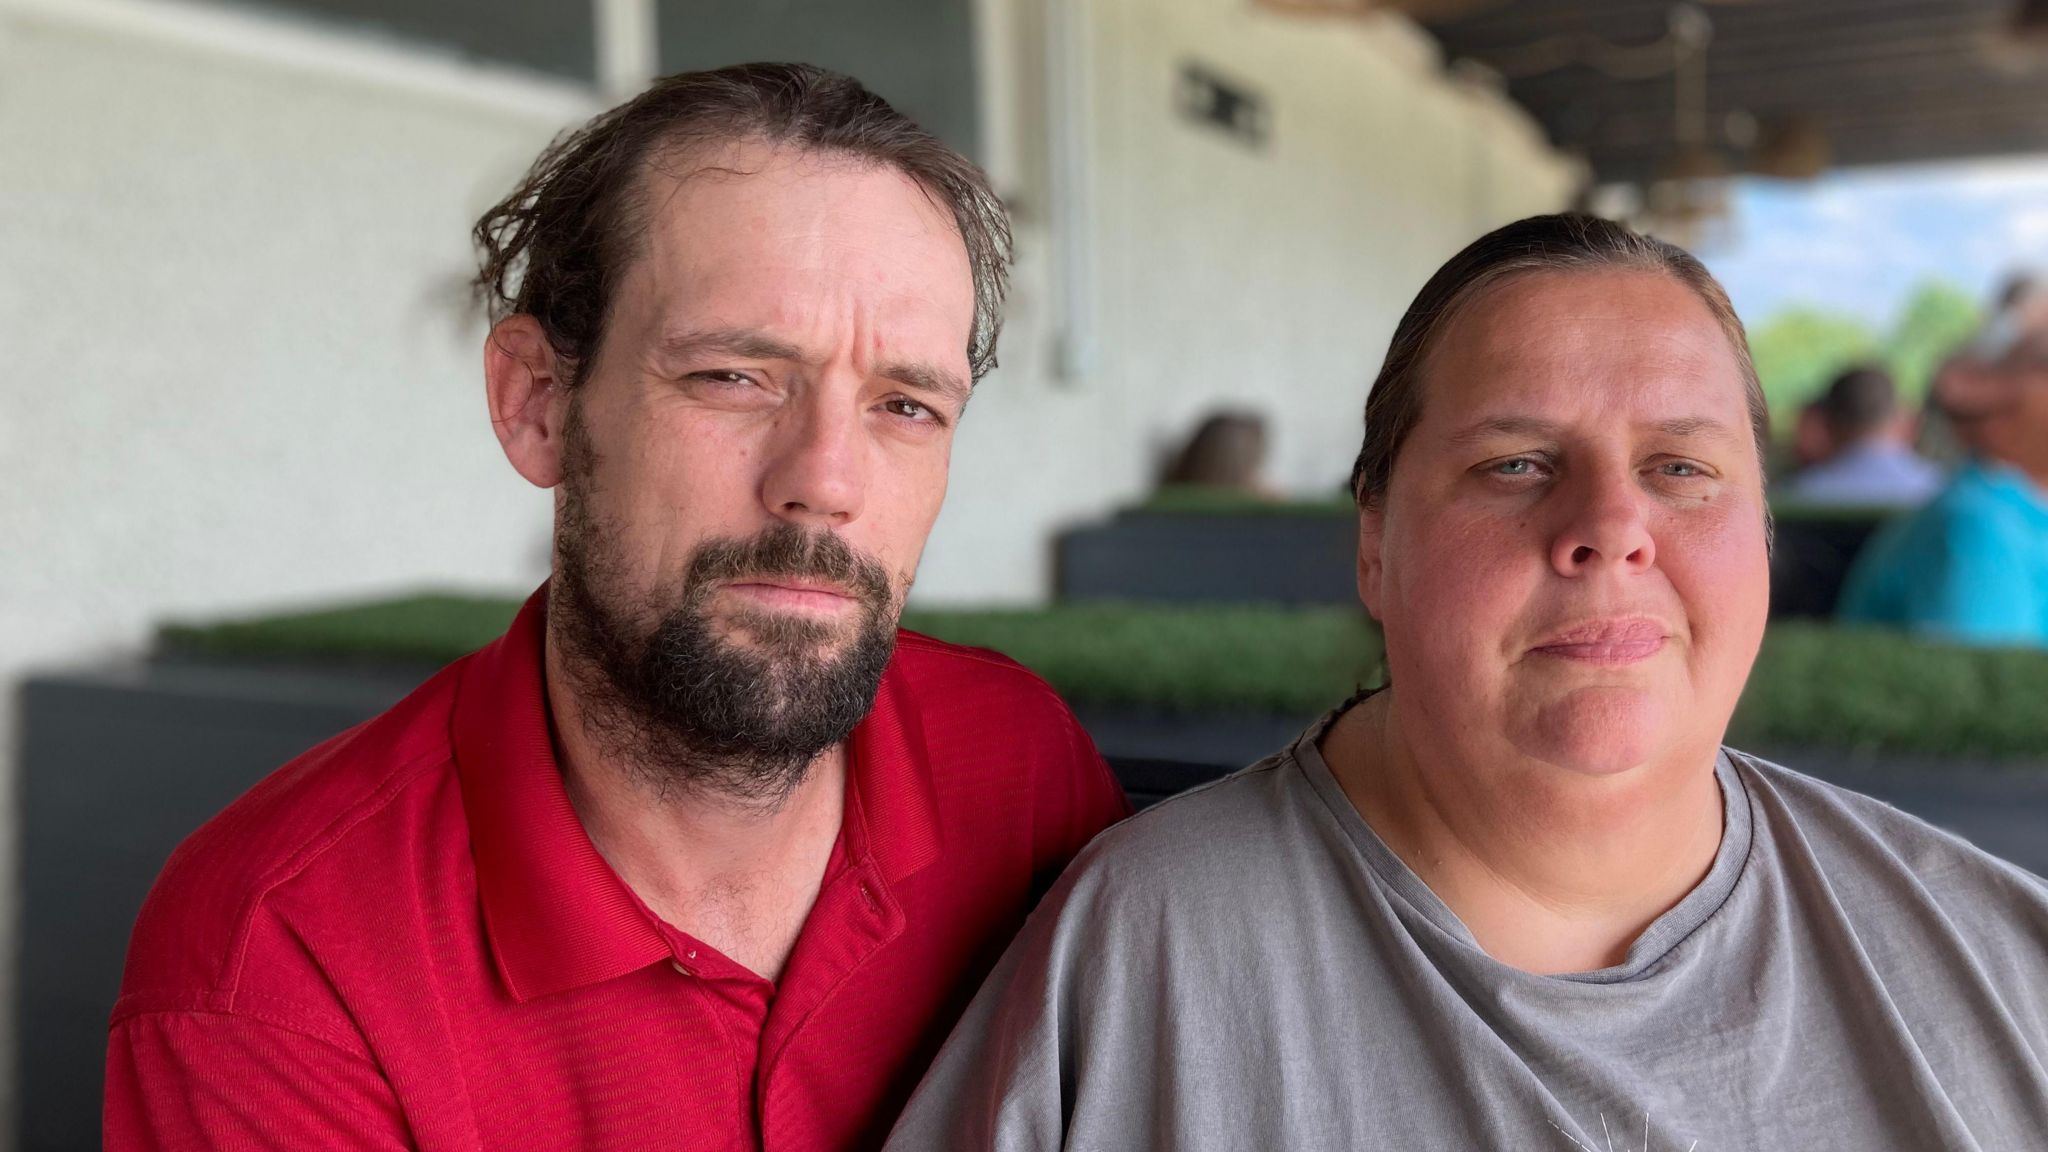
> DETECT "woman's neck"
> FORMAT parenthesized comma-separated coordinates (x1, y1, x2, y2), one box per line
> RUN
(1321, 692, 1724, 974)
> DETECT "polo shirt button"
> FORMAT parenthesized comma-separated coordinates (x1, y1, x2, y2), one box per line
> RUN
(670, 961, 690, 976)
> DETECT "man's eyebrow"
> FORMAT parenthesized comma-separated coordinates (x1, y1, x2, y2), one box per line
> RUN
(654, 327, 805, 363)
(879, 360, 971, 409)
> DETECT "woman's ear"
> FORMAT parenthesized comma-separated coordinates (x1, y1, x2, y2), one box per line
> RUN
(1356, 502, 1386, 622)
(484, 316, 573, 489)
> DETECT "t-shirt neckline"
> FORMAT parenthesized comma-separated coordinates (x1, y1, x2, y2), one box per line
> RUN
(1288, 704, 1757, 984)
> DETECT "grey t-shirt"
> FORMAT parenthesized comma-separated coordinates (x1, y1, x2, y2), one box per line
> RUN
(886, 717, 2048, 1151)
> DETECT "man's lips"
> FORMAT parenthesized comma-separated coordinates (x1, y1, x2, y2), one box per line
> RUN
(1529, 618, 1669, 665)
(720, 579, 858, 612)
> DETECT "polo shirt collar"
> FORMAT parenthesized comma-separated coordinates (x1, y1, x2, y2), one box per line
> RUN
(453, 586, 942, 1003)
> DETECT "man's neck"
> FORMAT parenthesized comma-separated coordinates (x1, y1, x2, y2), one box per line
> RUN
(544, 636, 847, 983)
(1322, 693, 1723, 975)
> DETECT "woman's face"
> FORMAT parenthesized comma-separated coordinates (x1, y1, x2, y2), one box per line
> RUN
(1359, 270, 1770, 778)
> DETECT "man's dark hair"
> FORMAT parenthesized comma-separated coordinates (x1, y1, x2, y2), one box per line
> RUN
(1814, 365, 1899, 443)
(1349, 213, 1769, 510)
(473, 62, 1012, 386)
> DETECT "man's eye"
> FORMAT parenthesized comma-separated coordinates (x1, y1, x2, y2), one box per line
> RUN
(691, 370, 755, 386)
(883, 398, 935, 421)
(1492, 457, 1543, 477)
(1658, 460, 1706, 478)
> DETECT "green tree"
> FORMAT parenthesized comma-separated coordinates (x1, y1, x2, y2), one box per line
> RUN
(1883, 280, 1982, 402)
(1748, 307, 1879, 429)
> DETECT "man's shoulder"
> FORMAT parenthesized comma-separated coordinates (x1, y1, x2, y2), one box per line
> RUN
(892, 630, 1078, 726)
(895, 629, 1056, 690)
(115, 657, 473, 1016)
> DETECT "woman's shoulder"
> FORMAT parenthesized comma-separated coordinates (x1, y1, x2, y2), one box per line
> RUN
(1049, 746, 1350, 918)
(1723, 746, 2048, 915)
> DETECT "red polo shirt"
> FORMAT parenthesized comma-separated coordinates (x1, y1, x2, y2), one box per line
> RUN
(106, 590, 1128, 1151)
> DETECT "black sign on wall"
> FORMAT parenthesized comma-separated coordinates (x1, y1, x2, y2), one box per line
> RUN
(1178, 61, 1270, 149)
(657, 0, 981, 160)
(227, 0, 597, 81)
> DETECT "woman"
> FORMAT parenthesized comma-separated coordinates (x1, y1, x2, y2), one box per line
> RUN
(885, 215, 2048, 1149)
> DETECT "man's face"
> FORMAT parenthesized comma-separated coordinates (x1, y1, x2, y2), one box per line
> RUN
(1979, 333, 2048, 478)
(1359, 271, 1770, 781)
(544, 142, 976, 800)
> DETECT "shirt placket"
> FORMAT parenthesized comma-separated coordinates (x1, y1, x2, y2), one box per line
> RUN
(659, 927, 775, 1152)
(753, 854, 904, 1150)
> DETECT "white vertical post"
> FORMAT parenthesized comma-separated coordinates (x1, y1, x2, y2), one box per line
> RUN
(594, 0, 657, 100)
(1046, 0, 1096, 385)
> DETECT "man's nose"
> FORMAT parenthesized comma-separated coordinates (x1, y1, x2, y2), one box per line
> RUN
(759, 392, 868, 529)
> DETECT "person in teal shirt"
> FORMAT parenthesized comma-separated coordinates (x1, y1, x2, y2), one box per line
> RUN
(1838, 314, 2048, 647)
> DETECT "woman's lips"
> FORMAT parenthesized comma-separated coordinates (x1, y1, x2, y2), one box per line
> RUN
(1530, 619, 1668, 665)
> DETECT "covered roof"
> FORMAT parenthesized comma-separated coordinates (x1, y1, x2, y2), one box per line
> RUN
(1413, 0, 2048, 184)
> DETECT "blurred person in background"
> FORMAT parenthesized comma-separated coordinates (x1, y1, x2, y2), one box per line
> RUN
(104, 63, 1128, 1151)
(1158, 409, 1275, 498)
(1781, 365, 1940, 507)
(885, 215, 2048, 1151)
(1838, 279, 2048, 647)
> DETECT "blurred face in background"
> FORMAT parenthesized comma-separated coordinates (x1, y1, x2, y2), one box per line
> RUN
(507, 140, 977, 799)
(1936, 327, 2048, 479)
(1358, 270, 1771, 783)
(1973, 333, 2048, 482)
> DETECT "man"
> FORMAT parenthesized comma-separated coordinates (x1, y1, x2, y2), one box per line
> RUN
(1780, 365, 1940, 507)
(106, 64, 1129, 1150)
(1838, 300, 2048, 646)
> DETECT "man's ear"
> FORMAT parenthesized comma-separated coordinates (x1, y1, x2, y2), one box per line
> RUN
(484, 315, 573, 489)
(1356, 502, 1387, 622)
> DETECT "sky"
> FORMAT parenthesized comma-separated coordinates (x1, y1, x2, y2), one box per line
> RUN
(1697, 154, 2048, 331)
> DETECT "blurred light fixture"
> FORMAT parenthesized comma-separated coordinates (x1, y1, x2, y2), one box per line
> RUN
(1659, 141, 1728, 185)
(2015, 0, 2048, 40)
(1253, 0, 1508, 20)
(1749, 116, 1831, 179)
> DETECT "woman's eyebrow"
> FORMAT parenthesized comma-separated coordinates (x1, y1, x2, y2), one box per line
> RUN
(1648, 415, 1744, 443)
(1445, 414, 1742, 446)
(1445, 416, 1566, 446)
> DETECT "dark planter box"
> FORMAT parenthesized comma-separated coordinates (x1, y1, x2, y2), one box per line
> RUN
(1768, 511, 1889, 619)
(17, 659, 430, 1152)
(1057, 510, 1358, 605)
(19, 661, 2047, 1150)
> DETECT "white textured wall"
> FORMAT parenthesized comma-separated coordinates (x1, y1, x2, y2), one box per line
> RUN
(0, 0, 1577, 1114)
(0, 1, 588, 1127)
(0, 2, 582, 668)
(915, 0, 1582, 604)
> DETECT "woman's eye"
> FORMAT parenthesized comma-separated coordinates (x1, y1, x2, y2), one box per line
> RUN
(1658, 460, 1705, 478)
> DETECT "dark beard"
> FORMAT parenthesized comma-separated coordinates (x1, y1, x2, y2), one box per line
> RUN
(550, 409, 900, 810)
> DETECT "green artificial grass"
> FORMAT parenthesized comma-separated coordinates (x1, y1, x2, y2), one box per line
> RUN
(1732, 621, 2048, 759)
(159, 594, 2048, 758)
(158, 593, 523, 666)
(897, 602, 1383, 715)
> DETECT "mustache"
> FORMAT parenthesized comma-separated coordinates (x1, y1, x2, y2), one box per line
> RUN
(686, 523, 894, 608)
